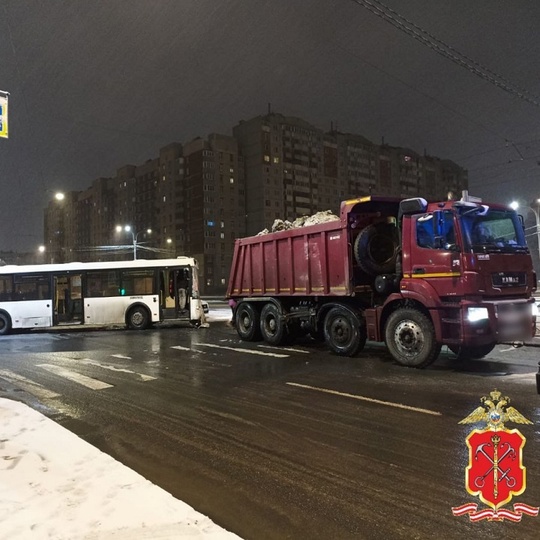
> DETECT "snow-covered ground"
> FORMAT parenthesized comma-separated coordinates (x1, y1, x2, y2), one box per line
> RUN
(0, 308, 241, 540)
(0, 397, 241, 540)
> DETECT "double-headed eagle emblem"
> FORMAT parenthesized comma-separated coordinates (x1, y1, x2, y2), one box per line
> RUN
(452, 389, 538, 522)
(458, 389, 532, 430)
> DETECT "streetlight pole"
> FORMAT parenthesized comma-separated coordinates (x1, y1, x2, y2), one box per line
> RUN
(116, 225, 152, 260)
(511, 198, 540, 265)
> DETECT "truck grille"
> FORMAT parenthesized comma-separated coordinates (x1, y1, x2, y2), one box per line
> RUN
(491, 272, 526, 288)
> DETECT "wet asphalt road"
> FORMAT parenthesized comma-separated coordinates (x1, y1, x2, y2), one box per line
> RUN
(0, 313, 539, 540)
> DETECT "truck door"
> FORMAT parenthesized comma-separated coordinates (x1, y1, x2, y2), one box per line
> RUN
(408, 211, 461, 282)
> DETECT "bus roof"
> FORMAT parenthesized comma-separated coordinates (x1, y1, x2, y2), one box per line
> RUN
(0, 257, 198, 275)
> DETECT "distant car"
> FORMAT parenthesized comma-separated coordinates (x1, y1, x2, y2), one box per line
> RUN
(201, 300, 209, 314)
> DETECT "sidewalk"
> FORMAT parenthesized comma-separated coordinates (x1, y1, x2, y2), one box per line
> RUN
(0, 397, 241, 540)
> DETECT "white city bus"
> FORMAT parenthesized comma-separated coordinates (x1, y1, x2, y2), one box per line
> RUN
(0, 258, 205, 335)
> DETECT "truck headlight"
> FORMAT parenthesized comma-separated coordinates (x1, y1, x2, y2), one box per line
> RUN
(467, 307, 489, 322)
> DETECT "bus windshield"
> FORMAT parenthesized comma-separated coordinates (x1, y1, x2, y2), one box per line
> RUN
(459, 208, 528, 254)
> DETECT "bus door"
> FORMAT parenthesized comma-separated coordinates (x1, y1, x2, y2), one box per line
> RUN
(53, 274, 83, 324)
(161, 267, 192, 320)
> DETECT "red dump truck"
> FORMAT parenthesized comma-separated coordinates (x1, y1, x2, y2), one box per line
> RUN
(226, 192, 537, 367)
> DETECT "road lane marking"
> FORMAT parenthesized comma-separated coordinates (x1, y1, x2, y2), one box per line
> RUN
(286, 382, 442, 416)
(197, 343, 289, 358)
(111, 354, 132, 359)
(171, 345, 191, 351)
(37, 364, 113, 390)
(79, 359, 157, 381)
(0, 370, 61, 399)
(257, 345, 310, 354)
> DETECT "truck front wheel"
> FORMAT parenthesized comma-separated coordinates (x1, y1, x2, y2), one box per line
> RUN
(385, 308, 441, 368)
(260, 303, 288, 345)
(235, 302, 261, 341)
(324, 306, 366, 357)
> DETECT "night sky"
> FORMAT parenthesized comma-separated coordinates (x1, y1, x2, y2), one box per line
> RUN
(1, 0, 540, 251)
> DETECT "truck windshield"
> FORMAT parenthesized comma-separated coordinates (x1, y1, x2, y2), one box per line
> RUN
(459, 208, 528, 253)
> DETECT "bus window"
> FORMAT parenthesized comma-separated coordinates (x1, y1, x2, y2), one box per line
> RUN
(85, 271, 120, 297)
(120, 269, 155, 295)
(0, 276, 13, 301)
(14, 274, 50, 301)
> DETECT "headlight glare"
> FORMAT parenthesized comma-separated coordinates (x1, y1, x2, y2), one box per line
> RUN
(467, 307, 489, 322)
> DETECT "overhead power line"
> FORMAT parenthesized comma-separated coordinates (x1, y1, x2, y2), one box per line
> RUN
(350, 0, 540, 107)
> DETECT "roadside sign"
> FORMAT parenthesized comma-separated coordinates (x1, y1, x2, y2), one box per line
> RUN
(0, 93, 9, 138)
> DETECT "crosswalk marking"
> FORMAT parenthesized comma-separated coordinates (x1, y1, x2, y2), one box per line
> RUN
(257, 344, 310, 354)
(0, 370, 61, 399)
(37, 364, 113, 390)
(79, 359, 157, 381)
(197, 343, 289, 358)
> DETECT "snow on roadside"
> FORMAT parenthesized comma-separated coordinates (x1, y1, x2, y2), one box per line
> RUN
(0, 398, 241, 540)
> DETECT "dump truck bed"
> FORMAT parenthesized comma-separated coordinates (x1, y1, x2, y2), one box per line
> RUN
(227, 219, 353, 298)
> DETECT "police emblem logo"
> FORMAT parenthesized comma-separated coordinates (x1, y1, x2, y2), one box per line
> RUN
(452, 390, 539, 522)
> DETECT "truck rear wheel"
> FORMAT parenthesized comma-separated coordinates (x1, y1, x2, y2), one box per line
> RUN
(323, 306, 366, 357)
(385, 308, 441, 368)
(448, 343, 496, 360)
(354, 222, 399, 276)
(235, 302, 261, 341)
(260, 303, 288, 345)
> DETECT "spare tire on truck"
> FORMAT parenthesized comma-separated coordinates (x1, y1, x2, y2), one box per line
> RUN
(354, 222, 399, 276)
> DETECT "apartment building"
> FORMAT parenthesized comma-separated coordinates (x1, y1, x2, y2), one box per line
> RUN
(43, 111, 468, 294)
(233, 113, 468, 237)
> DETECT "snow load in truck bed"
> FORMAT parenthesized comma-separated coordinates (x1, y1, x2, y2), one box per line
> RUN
(257, 210, 339, 235)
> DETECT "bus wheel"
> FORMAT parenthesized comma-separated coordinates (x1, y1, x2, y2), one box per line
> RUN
(448, 343, 496, 360)
(235, 302, 261, 341)
(385, 308, 441, 368)
(127, 306, 150, 330)
(0, 312, 12, 335)
(323, 306, 366, 357)
(260, 303, 288, 345)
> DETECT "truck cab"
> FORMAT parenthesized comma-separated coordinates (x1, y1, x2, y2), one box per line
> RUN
(389, 194, 537, 362)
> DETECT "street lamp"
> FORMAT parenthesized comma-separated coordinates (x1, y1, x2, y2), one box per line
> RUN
(115, 225, 152, 260)
(510, 199, 540, 264)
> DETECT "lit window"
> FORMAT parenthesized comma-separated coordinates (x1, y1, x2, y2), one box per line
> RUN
(264, 155, 270, 162)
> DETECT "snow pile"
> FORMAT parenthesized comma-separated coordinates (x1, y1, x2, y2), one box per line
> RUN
(257, 210, 339, 235)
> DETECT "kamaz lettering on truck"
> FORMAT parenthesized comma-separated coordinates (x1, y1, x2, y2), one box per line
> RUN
(226, 192, 537, 368)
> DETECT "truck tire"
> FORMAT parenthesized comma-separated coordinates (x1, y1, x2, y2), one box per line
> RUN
(385, 308, 441, 368)
(323, 306, 366, 357)
(448, 343, 496, 360)
(235, 302, 261, 341)
(0, 312, 12, 335)
(127, 306, 151, 330)
(354, 223, 399, 276)
(260, 303, 288, 345)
